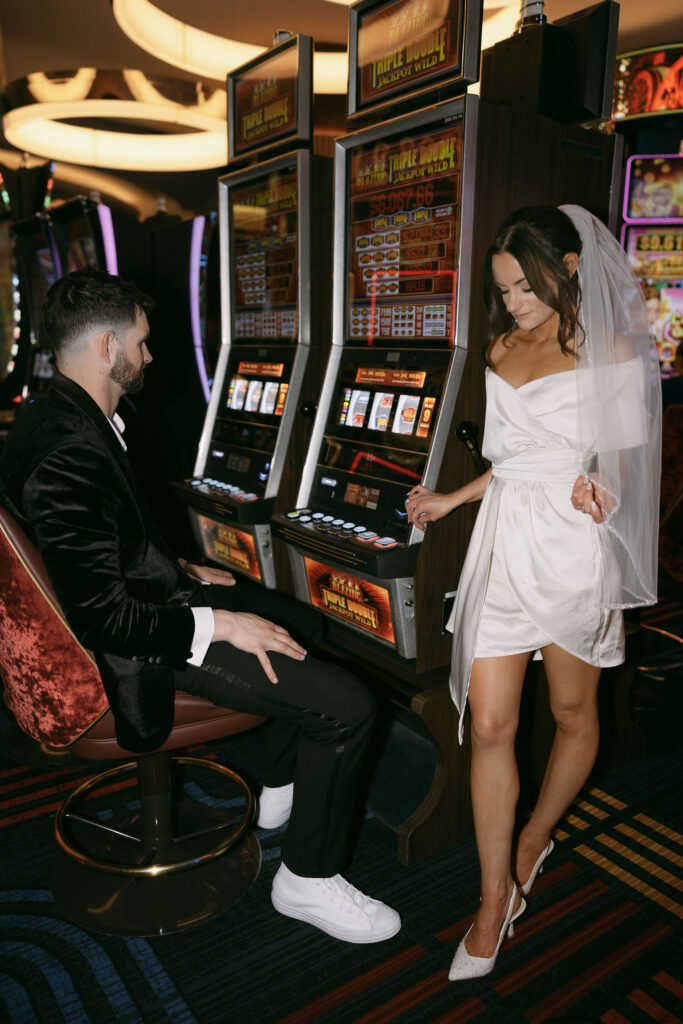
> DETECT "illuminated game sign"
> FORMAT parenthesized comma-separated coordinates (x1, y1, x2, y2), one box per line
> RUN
(228, 35, 312, 161)
(231, 168, 299, 341)
(622, 225, 683, 282)
(349, 0, 481, 118)
(198, 516, 262, 580)
(613, 44, 683, 121)
(346, 119, 463, 345)
(305, 558, 395, 642)
(623, 155, 683, 223)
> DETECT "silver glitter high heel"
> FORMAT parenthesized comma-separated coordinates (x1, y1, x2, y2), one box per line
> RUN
(448, 888, 526, 981)
(520, 839, 554, 896)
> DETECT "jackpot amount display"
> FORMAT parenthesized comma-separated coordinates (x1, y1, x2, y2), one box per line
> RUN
(347, 121, 462, 344)
(232, 170, 299, 341)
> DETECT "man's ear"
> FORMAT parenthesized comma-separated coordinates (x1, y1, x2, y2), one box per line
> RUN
(97, 329, 117, 366)
(563, 252, 579, 277)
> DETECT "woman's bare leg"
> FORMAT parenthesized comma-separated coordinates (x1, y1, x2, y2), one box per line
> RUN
(466, 652, 530, 957)
(515, 644, 601, 887)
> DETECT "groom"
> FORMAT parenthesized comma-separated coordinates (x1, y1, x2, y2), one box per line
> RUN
(0, 268, 400, 944)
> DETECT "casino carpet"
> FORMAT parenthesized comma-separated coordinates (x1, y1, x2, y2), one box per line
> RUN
(1, 606, 682, 1024)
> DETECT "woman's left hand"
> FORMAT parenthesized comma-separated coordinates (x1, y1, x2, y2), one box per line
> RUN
(184, 562, 237, 586)
(570, 475, 604, 523)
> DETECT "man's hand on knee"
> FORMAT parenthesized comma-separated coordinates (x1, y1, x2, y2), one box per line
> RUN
(212, 610, 307, 683)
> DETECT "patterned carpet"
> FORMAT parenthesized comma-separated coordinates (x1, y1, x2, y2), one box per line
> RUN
(1, 607, 682, 1024)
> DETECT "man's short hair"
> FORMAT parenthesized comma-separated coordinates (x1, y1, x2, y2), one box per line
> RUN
(44, 268, 155, 356)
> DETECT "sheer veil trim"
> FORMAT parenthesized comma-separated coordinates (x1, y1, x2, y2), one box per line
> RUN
(560, 204, 661, 608)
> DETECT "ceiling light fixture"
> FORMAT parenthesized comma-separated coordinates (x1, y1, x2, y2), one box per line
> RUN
(3, 70, 228, 172)
(112, 0, 348, 94)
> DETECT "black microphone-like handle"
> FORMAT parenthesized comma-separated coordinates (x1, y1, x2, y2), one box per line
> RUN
(456, 421, 486, 475)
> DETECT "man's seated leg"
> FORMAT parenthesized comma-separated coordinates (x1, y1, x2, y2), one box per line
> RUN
(180, 644, 401, 942)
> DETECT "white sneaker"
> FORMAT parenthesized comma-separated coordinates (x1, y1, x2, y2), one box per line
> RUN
(271, 863, 401, 943)
(256, 783, 293, 829)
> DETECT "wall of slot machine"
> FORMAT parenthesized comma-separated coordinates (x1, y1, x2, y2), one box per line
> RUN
(619, 154, 683, 380)
(273, 96, 479, 667)
(173, 149, 333, 589)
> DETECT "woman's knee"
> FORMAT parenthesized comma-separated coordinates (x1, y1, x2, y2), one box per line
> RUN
(470, 707, 517, 750)
(550, 696, 598, 734)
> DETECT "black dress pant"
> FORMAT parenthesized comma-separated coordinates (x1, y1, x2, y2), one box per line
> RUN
(178, 581, 376, 877)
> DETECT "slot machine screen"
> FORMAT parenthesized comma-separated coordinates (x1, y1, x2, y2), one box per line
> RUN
(202, 349, 296, 491)
(310, 348, 450, 538)
(14, 220, 60, 389)
(17, 224, 58, 341)
(230, 166, 299, 343)
(345, 116, 463, 346)
(56, 210, 99, 272)
(227, 34, 312, 162)
(348, 0, 481, 119)
(621, 224, 683, 378)
(623, 155, 683, 224)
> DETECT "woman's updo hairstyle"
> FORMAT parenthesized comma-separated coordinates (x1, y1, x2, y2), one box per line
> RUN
(483, 206, 583, 364)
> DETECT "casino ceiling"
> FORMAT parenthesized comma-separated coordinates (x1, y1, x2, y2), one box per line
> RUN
(0, 0, 681, 216)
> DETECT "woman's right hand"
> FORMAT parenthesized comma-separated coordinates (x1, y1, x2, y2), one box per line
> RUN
(405, 485, 456, 532)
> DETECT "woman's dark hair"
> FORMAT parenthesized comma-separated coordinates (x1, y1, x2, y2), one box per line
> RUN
(483, 206, 583, 366)
(43, 267, 155, 356)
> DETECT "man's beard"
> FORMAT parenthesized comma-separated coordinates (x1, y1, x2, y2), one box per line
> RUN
(110, 350, 145, 394)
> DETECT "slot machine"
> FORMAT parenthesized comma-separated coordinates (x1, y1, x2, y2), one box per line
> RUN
(272, 0, 621, 864)
(11, 212, 60, 396)
(50, 196, 118, 277)
(173, 35, 333, 590)
(273, 95, 478, 662)
(620, 154, 683, 379)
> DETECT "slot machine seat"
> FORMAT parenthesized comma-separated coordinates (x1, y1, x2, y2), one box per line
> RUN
(0, 504, 265, 936)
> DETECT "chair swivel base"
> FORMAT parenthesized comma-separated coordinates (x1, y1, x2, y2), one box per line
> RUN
(51, 801, 261, 936)
(51, 754, 261, 935)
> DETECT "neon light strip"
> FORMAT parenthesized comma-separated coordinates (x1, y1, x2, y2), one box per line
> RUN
(190, 215, 210, 402)
(96, 203, 118, 275)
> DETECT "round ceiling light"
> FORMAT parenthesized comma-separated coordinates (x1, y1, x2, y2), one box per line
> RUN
(3, 70, 228, 172)
(112, 0, 348, 93)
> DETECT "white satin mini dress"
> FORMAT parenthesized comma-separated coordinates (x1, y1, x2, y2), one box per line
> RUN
(448, 368, 625, 741)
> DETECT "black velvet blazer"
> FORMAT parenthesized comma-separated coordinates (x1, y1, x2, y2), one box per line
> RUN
(0, 374, 201, 752)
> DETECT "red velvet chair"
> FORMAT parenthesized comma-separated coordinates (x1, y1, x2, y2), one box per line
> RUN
(0, 504, 266, 936)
